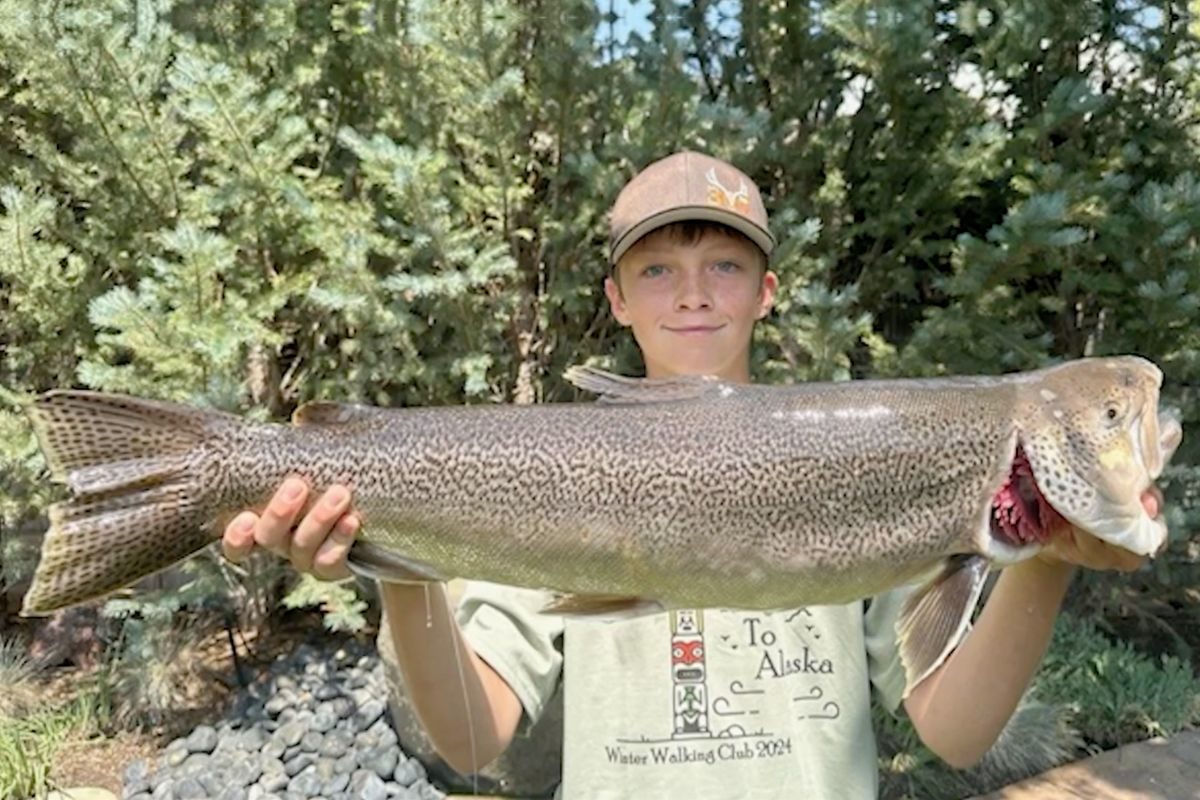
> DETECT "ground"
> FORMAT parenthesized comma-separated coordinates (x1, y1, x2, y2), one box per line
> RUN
(19, 609, 362, 796)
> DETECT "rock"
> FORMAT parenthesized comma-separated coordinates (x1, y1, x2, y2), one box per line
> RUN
(409, 778, 445, 800)
(216, 787, 248, 800)
(322, 772, 350, 796)
(259, 768, 289, 793)
(360, 744, 398, 779)
(275, 720, 306, 748)
(310, 709, 337, 733)
(164, 745, 189, 768)
(313, 757, 337, 783)
(354, 699, 386, 728)
(392, 757, 425, 787)
(349, 770, 389, 800)
(284, 753, 315, 777)
(152, 781, 173, 800)
(299, 731, 323, 752)
(240, 727, 269, 752)
(320, 729, 354, 759)
(126, 795, 152, 800)
(314, 683, 340, 701)
(186, 725, 219, 753)
(334, 751, 357, 775)
(375, 725, 398, 748)
(45, 791, 117, 800)
(173, 778, 206, 799)
(178, 753, 212, 778)
(123, 758, 151, 787)
(228, 756, 263, 787)
(265, 691, 294, 716)
(286, 767, 324, 797)
(262, 738, 286, 760)
(330, 697, 356, 719)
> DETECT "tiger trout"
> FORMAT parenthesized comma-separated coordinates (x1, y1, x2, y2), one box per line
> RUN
(20, 355, 1182, 694)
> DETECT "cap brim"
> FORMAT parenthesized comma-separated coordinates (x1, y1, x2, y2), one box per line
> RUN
(610, 206, 776, 266)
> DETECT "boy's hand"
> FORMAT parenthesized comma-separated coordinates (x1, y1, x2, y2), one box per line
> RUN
(222, 478, 360, 581)
(1035, 488, 1163, 573)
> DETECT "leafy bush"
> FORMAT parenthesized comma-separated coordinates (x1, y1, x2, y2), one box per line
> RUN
(1038, 613, 1200, 748)
(877, 611, 1200, 799)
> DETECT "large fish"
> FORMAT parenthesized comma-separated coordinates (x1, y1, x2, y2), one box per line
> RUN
(19, 355, 1182, 694)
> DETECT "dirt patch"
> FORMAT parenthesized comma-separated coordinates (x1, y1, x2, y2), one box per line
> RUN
(51, 732, 161, 795)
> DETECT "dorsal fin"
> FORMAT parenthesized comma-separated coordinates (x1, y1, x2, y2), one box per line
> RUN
(292, 401, 394, 426)
(563, 365, 729, 404)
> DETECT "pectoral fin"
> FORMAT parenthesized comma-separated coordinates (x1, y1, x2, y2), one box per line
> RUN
(896, 554, 990, 698)
(541, 593, 664, 619)
(346, 541, 446, 584)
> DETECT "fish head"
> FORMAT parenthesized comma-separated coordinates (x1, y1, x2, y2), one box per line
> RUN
(1018, 356, 1182, 557)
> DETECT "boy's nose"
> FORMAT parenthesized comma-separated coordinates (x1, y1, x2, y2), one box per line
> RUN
(674, 273, 713, 310)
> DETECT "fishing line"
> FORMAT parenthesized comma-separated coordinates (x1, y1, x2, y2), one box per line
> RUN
(424, 582, 433, 629)
(442, 586, 481, 795)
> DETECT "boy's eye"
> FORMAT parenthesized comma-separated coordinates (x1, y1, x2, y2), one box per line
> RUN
(714, 260, 741, 273)
(642, 264, 667, 278)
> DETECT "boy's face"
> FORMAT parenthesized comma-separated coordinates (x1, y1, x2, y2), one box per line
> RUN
(604, 228, 778, 383)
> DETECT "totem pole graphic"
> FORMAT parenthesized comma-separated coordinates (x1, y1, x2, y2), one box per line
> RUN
(670, 609, 709, 738)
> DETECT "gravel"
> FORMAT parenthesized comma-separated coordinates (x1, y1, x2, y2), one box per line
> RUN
(120, 641, 447, 800)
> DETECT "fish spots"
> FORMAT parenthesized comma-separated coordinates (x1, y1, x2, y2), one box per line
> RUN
(1052, 410, 1064, 419)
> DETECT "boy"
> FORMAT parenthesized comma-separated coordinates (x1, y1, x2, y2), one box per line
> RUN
(222, 151, 1160, 798)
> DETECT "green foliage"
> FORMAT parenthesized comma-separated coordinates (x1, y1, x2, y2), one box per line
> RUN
(877, 611, 1200, 799)
(1, 1, 1198, 769)
(878, 694, 1082, 800)
(0, 636, 37, 719)
(0, 690, 108, 800)
(283, 573, 370, 633)
(1038, 613, 1200, 747)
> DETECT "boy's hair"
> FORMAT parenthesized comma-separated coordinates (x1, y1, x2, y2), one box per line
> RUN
(613, 220, 769, 275)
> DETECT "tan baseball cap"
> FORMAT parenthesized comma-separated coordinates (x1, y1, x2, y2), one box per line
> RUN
(608, 150, 775, 266)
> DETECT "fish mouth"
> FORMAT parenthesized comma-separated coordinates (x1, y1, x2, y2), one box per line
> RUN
(989, 443, 1066, 548)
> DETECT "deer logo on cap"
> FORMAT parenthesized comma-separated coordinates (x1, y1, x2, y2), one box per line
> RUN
(705, 167, 751, 215)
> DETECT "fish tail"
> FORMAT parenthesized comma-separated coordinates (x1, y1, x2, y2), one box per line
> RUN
(20, 391, 241, 616)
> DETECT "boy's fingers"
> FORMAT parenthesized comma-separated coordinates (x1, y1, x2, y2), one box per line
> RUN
(290, 485, 352, 574)
(312, 514, 359, 581)
(256, 477, 310, 556)
(222, 512, 258, 563)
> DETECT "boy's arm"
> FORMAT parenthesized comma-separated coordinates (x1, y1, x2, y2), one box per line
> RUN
(902, 489, 1161, 768)
(222, 479, 524, 773)
(380, 582, 525, 771)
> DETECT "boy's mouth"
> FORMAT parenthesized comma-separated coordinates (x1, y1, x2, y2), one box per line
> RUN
(664, 324, 726, 335)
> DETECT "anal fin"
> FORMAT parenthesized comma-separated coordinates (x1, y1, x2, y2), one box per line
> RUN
(346, 541, 446, 584)
(897, 554, 989, 698)
(541, 593, 664, 619)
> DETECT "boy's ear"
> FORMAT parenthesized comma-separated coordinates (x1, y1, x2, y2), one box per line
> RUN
(604, 275, 632, 326)
(757, 269, 780, 319)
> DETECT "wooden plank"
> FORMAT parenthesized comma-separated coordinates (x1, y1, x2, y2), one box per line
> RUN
(975, 732, 1200, 800)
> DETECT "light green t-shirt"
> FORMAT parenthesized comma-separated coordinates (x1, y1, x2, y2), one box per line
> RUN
(457, 581, 913, 800)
